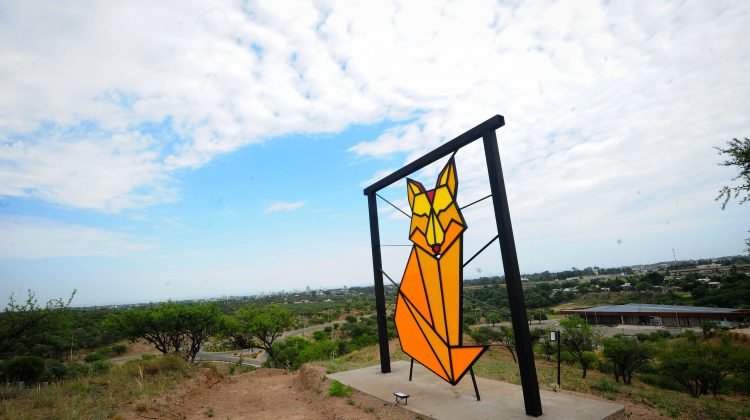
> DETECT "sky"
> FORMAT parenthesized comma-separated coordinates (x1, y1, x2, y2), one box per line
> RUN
(1, 0, 748, 307)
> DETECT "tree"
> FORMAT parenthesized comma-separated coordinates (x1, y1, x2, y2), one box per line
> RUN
(716, 137, 750, 253)
(470, 325, 517, 363)
(658, 342, 733, 398)
(106, 302, 222, 362)
(560, 316, 603, 378)
(226, 304, 294, 368)
(0, 290, 76, 358)
(602, 335, 651, 384)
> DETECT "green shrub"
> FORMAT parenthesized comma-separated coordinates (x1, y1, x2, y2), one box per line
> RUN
(66, 362, 92, 378)
(46, 360, 68, 380)
(84, 352, 105, 363)
(328, 380, 352, 397)
(596, 359, 615, 374)
(91, 360, 111, 374)
(96, 346, 112, 356)
(313, 330, 327, 341)
(112, 344, 128, 355)
(591, 379, 620, 393)
(640, 373, 681, 391)
(124, 355, 191, 377)
(0, 355, 46, 383)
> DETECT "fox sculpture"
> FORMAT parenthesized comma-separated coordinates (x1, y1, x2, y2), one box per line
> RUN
(394, 157, 488, 385)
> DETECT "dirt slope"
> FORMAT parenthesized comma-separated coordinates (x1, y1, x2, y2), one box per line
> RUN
(122, 365, 423, 420)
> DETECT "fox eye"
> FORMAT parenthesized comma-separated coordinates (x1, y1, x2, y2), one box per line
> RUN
(432, 187, 453, 212)
(412, 195, 430, 216)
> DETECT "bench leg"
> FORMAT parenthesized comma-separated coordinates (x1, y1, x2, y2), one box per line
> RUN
(470, 368, 480, 401)
(409, 358, 414, 381)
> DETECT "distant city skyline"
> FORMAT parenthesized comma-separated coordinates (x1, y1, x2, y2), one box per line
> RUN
(2, 1, 749, 306)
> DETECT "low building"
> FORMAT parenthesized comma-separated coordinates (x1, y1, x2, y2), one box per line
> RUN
(560, 303, 749, 328)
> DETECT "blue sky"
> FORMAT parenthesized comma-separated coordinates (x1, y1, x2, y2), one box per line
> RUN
(1, 0, 749, 306)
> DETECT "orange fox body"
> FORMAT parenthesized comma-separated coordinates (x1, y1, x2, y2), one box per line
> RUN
(394, 158, 488, 385)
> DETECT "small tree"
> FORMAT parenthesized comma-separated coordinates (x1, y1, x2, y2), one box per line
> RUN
(700, 321, 717, 339)
(470, 325, 517, 363)
(227, 304, 294, 368)
(106, 302, 222, 362)
(658, 342, 734, 397)
(602, 335, 651, 384)
(560, 316, 603, 378)
(716, 137, 750, 253)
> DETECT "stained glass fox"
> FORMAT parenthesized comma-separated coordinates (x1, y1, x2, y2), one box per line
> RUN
(394, 157, 488, 385)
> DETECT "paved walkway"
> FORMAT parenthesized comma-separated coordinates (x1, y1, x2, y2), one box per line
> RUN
(329, 361, 624, 420)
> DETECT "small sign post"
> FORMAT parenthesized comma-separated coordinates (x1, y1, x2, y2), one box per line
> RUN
(550, 331, 561, 387)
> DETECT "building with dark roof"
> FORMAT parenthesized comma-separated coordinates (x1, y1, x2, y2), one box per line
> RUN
(560, 303, 749, 327)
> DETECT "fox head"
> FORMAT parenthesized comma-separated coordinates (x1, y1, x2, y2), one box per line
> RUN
(406, 157, 466, 257)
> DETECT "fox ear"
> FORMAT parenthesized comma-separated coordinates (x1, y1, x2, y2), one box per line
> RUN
(436, 157, 457, 195)
(407, 179, 424, 208)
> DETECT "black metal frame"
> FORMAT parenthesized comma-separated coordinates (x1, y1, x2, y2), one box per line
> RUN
(363, 115, 543, 417)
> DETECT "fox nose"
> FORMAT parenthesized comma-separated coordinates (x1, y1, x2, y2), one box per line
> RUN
(426, 213, 444, 252)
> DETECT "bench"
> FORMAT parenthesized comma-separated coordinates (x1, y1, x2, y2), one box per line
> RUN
(393, 391, 410, 405)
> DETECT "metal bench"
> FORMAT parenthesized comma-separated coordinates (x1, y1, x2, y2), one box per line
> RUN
(393, 391, 410, 405)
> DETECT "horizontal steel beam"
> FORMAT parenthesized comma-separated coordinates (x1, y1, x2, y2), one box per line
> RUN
(363, 115, 504, 195)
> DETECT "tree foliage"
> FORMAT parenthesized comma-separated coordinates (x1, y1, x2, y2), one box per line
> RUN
(106, 302, 222, 362)
(225, 304, 295, 368)
(560, 316, 603, 378)
(602, 335, 651, 384)
(470, 325, 517, 363)
(0, 290, 76, 358)
(716, 137, 750, 209)
(716, 137, 750, 253)
(658, 342, 734, 397)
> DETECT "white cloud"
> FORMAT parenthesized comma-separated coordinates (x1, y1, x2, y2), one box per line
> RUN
(265, 201, 306, 213)
(0, 216, 154, 259)
(0, 0, 747, 264)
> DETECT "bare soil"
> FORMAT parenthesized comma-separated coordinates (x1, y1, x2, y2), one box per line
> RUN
(122, 365, 424, 420)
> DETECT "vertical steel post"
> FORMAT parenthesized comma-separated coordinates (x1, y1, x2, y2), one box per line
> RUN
(482, 130, 543, 417)
(556, 331, 561, 388)
(367, 192, 391, 373)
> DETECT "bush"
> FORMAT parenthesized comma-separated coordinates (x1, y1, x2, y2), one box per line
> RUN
(591, 379, 620, 393)
(91, 360, 112, 374)
(46, 360, 68, 380)
(0, 355, 46, 383)
(67, 362, 92, 378)
(328, 380, 352, 397)
(596, 359, 615, 374)
(84, 352, 106, 363)
(112, 344, 128, 355)
(124, 355, 191, 377)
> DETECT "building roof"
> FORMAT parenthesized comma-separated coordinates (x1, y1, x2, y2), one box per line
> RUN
(560, 303, 749, 316)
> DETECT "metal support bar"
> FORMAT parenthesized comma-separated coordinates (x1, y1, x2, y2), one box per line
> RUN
(557, 331, 561, 388)
(367, 192, 391, 373)
(364, 115, 504, 195)
(482, 130, 543, 417)
(409, 358, 414, 381)
(470, 368, 481, 401)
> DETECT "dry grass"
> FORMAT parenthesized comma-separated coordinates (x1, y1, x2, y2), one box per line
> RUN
(0, 355, 194, 419)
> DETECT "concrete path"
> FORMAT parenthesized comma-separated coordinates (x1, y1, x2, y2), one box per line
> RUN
(329, 361, 624, 420)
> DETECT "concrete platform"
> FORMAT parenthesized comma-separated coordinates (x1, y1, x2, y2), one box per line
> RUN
(328, 361, 624, 420)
